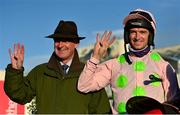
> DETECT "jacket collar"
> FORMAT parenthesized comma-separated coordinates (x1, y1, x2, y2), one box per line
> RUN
(46, 49, 84, 78)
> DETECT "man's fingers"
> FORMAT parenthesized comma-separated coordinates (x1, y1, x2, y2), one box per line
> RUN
(101, 31, 112, 45)
(8, 43, 24, 69)
(96, 33, 100, 43)
(100, 31, 108, 43)
(96, 33, 104, 48)
(96, 31, 114, 51)
(13, 44, 18, 60)
(108, 36, 116, 47)
(20, 45, 25, 61)
(14, 44, 17, 56)
(20, 44, 24, 56)
(106, 31, 112, 41)
(17, 43, 21, 55)
(99, 31, 114, 49)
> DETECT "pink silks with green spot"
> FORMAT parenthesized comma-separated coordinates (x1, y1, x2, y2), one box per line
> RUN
(78, 51, 180, 114)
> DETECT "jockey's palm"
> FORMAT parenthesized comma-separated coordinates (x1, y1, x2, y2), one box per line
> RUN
(93, 31, 115, 60)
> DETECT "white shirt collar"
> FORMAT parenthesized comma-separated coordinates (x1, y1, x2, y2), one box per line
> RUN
(60, 58, 73, 66)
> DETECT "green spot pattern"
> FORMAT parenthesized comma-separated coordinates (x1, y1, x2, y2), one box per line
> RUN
(117, 55, 126, 64)
(133, 61, 146, 72)
(116, 74, 128, 88)
(150, 52, 161, 61)
(115, 52, 162, 114)
(132, 86, 146, 96)
(117, 102, 126, 113)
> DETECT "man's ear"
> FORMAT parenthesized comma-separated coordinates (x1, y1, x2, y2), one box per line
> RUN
(75, 43, 79, 48)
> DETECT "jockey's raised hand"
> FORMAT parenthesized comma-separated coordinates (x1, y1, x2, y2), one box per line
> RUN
(92, 31, 115, 60)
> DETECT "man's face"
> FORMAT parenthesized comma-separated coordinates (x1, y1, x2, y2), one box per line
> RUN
(54, 39, 79, 64)
(129, 28, 149, 50)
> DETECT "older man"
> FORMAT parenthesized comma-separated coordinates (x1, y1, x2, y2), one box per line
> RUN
(4, 20, 111, 114)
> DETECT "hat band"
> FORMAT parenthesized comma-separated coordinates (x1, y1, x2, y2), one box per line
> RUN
(47, 34, 79, 38)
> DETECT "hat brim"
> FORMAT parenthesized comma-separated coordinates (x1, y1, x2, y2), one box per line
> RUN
(126, 96, 180, 114)
(46, 34, 85, 40)
(126, 96, 163, 114)
(123, 13, 148, 25)
(162, 103, 180, 114)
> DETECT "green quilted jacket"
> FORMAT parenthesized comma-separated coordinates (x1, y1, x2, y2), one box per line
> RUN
(4, 50, 111, 114)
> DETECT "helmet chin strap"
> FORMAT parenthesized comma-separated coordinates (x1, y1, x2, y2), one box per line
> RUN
(129, 45, 151, 57)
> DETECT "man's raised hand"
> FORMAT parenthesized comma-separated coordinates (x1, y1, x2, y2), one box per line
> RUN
(9, 43, 24, 70)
